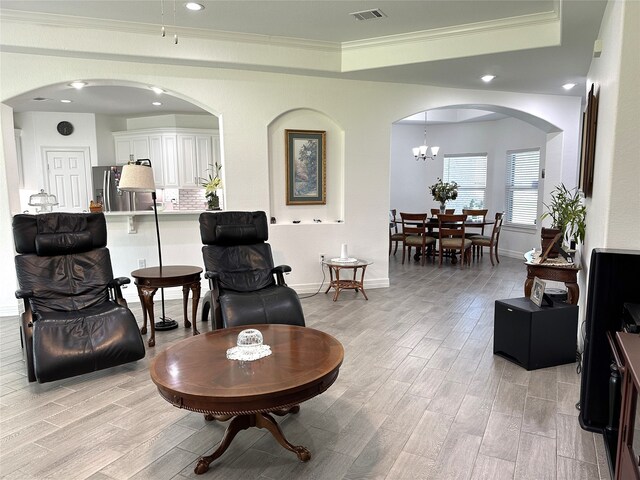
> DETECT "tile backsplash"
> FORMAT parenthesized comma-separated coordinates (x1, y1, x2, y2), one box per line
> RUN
(178, 189, 207, 210)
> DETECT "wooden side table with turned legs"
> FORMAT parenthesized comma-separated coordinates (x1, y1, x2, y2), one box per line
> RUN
(131, 265, 202, 347)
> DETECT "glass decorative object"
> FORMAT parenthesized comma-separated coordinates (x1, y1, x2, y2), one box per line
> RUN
(28, 189, 59, 213)
(226, 328, 272, 361)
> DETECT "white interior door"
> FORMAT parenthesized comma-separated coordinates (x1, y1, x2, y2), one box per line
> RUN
(45, 149, 89, 212)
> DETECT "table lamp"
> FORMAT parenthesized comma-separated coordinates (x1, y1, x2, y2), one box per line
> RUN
(119, 160, 178, 330)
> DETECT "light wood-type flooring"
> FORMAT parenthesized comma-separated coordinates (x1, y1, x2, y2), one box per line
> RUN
(0, 254, 611, 479)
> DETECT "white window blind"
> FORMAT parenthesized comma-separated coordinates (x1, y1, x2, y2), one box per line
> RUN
(443, 154, 487, 212)
(505, 149, 540, 226)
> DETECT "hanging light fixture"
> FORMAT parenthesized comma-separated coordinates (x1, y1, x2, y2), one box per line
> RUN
(412, 111, 440, 161)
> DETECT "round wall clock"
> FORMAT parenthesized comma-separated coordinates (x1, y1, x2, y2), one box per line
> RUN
(56, 121, 74, 136)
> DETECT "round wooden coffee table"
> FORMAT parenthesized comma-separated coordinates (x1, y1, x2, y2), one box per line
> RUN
(149, 324, 344, 474)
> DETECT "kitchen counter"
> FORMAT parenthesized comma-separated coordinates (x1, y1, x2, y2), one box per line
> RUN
(103, 210, 206, 216)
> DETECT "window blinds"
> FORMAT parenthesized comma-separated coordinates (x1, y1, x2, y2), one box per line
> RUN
(505, 149, 540, 226)
(443, 154, 487, 212)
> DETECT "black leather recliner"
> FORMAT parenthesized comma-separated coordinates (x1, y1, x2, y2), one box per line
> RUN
(13, 212, 145, 383)
(199, 211, 305, 329)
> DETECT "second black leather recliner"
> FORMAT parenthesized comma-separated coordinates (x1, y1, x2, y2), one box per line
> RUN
(199, 211, 305, 329)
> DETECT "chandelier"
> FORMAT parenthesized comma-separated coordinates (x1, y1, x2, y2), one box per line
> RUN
(412, 112, 440, 161)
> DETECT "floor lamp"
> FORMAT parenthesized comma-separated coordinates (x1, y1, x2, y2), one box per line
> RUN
(119, 160, 178, 330)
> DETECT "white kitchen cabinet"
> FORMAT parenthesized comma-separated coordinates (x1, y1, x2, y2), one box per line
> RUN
(162, 134, 179, 188)
(114, 135, 150, 165)
(114, 128, 218, 188)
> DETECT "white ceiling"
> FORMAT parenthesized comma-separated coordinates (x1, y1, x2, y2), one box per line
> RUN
(1, 0, 607, 118)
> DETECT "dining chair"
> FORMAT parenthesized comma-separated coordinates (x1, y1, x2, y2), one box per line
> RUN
(400, 212, 436, 266)
(437, 213, 472, 268)
(471, 212, 504, 266)
(463, 208, 489, 258)
(389, 209, 403, 255)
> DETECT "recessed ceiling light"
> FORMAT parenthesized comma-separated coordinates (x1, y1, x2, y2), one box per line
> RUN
(481, 75, 496, 83)
(152, 101, 162, 106)
(60, 99, 72, 103)
(69, 81, 87, 89)
(150, 86, 165, 94)
(185, 2, 204, 11)
(562, 83, 576, 90)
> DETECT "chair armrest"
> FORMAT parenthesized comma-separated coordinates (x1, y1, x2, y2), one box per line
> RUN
(108, 277, 130, 304)
(204, 271, 221, 280)
(272, 265, 291, 286)
(15, 289, 34, 299)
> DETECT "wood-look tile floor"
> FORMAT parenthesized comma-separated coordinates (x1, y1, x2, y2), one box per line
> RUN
(0, 255, 611, 479)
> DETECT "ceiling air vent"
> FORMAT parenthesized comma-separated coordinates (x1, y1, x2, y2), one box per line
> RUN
(350, 9, 386, 21)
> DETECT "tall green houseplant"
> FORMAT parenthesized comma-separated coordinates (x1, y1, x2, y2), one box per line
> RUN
(541, 184, 586, 255)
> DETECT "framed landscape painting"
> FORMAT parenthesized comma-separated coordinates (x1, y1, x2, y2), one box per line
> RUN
(579, 83, 599, 197)
(285, 129, 326, 205)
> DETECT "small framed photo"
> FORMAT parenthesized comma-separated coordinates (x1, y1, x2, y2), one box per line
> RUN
(285, 129, 326, 205)
(530, 276, 546, 307)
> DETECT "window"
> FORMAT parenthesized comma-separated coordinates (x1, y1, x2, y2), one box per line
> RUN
(443, 154, 488, 212)
(505, 149, 540, 227)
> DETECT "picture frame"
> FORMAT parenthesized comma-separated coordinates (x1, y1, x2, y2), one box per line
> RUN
(530, 276, 546, 307)
(285, 129, 326, 205)
(579, 83, 599, 197)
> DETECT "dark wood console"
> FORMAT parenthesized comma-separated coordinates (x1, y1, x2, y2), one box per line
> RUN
(615, 332, 640, 480)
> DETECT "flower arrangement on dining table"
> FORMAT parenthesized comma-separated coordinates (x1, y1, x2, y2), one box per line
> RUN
(429, 178, 458, 205)
(201, 162, 223, 210)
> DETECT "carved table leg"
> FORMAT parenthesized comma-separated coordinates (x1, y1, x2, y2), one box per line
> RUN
(194, 414, 254, 474)
(256, 413, 311, 462)
(325, 267, 334, 295)
(566, 282, 579, 305)
(139, 286, 157, 347)
(182, 285, 192, 329)
(191, 281, 201, 335)
(271, 405, 300, 416)
(333, 267, 341, 301)
(358, 266, 369, 300)
(137, 287, 148, 335)
(204, 413, 232, 422)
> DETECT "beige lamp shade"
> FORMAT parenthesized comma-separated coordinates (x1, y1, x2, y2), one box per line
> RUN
(119, 164, 155, 192)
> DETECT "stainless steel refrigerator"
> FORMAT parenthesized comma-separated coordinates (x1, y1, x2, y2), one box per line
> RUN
(92, 166, 154, 212)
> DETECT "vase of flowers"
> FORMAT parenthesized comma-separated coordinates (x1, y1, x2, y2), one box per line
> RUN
(201, 162, 223, 210)
(429, 178, 458, 212)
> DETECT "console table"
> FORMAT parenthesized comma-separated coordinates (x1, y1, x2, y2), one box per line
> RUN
(131, 265, 202, 347)
(523, 250, 581, 304)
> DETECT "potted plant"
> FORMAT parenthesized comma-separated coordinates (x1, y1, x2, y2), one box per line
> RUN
(429, 178, 458, 213)
(201, 162, 223, 210)
(540, 184, 586, 257)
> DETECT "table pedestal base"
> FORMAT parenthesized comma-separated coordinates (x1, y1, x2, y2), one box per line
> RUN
(195, 407, 309, 474)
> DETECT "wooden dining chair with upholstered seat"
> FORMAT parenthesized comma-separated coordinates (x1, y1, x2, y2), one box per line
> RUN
(463, 208, 489, 258)
(400, 212, 436, 266)
(389, 209, 403, 255)
(437, 214, 472, 268)
(471, 212, 504, 266)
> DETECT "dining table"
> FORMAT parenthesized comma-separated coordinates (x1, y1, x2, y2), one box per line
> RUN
(394, 216, 494, 262)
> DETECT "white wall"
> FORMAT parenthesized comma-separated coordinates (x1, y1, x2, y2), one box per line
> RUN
(0, 45, 584, 313)
(391, 116, 550, 257)
(578, 1, 640, 321)
(13, 111, 99, 211)
(95, 114, 126, 165)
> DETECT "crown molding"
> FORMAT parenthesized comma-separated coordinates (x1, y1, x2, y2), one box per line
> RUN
(0, 9, 340, 53)
(342, 9, 561, 51)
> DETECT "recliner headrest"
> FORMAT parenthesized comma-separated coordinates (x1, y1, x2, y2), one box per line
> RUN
(13, 213, 108, 255)
(200, 211, 269, 245)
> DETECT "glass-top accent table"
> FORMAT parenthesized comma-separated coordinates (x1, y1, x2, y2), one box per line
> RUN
(322, 258, 372, 302)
